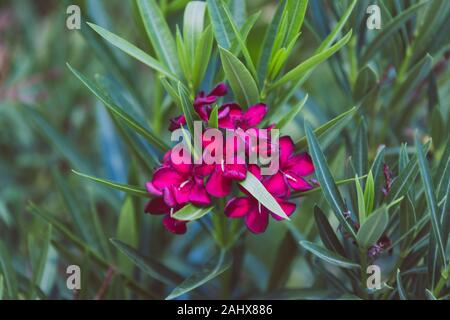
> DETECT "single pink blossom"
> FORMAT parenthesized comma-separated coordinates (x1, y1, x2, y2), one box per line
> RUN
(146, 152, 211, 207)
(265, 136, 314, 195)
(225, 165, 296, 234)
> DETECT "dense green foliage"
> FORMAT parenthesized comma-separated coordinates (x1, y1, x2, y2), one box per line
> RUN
(0, 0, 449, 300)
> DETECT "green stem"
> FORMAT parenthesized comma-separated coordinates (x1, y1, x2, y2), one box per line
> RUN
(359, 249, 369, 300)
(433, 263, 450, 298)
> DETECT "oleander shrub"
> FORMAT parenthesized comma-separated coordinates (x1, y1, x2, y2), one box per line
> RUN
(0, 0, 449, 300)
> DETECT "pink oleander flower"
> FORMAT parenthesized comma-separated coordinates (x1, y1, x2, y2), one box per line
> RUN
(145, 198, 187, 234)
(204, 157, 247, 197)
(194, 82, 228, 121)
(146, 152, 211, 207)
(199, 135, 247, 197)
(225, 165, 296, 234)
(265, 136, 314, 195)
(218, 103, 268, 130)
(169, 82, 228, 131)
(169, 115, 186, 132)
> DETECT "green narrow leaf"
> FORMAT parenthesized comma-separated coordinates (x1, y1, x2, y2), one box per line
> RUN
(397, 269, 408, 300)
(27, 108, 91, 173)
(0, 241, 18, 299)
(172, 204, 213, 221)
(183, 1, 206, 59)
(29, 225, 51, 299)
(276, 94, 308, 129)
(356, 206, 389, 249)
(137, 0, 180, 75)
(219, 46, 259, 107)
(360, 1, 429, 65)
(116, 196, 138, 275)
(400, 195, 416, 254)
(160, 77, 181, 105)
(285, 0, 308, 45)
(353, 65, 378, 102)
(415, 134, 446, 268)
(304, 122, 357, 238)
(257, 0, 287, 85)
(207, 0, 235, 49)
(364, 170, 375, 215)
(425, 289, 438, 300)
(276, 0, 357, 107)
(370, 146, 385, 202)
(166, 250, 232, 300)
(230, 11, 261, 55)
(176, 26, 191, 83)
(0, 274, 3, 300)
(192, 26, 214, 90)
(314, 206, 347, 257)
(221, 2, 257, 77)
(110, 239, 183, 287)
(391, 55, 433, 114)
(272, 30, 352, 89)
(28, 204, 156, 298)
(87, 22, 177, 81)
(386, 141, 431, 203)
(437, 138, 450, 244)
(208, 105, 219, 129)
(292, 176, 364, 198)
(267, 231, 298, 291)
(72, 170, 149, 198)
(295, 107, 357, 151)
(53, 170, 95, 244)
(399, 143, 410, 171)
(177, 81, 196, 136)
(300, 241, 359, 269)
(355, 175, 366, 224)
(67, 63, 169, 152)
(354, 118, 368, 176)
(239, 171, 289, 220)
(436, 137, 450, 204)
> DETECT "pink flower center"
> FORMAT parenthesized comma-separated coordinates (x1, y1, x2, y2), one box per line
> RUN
(179, 179, 191, 190)
(282, 170, 297, 182)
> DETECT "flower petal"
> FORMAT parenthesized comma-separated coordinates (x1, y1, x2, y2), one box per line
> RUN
(264, 172, 289, 198)
(218, 104, 242, 129)
(194, 94, 216, 108)
(163, 186, 177, 207)
(173, 181, 193, 205)
(278, 136, 295, 165)
(150, 167, 184, 191)
(209, 82, 228, 96)
(189, 183, 211, 206)
(194, 163, 215, 177)
(225, 197, 254, 218)
(145, 198, 169, 215)
(163, 215, 187, 234)
(245, 207, 269, 234)
(285, 172, 313, 191)
(169, 114, 186, 131)
(242, 103, 267, 127)
(222, 161, 247, 181)
(270, 199, 296, 221)
(247, 164, 262, 181)
(286, 152, 315, 176)
(206, 169, 232, 197)
(146, 181, 162, 196)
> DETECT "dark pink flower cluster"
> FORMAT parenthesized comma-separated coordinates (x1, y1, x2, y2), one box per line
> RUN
(145, 83, 315, 235)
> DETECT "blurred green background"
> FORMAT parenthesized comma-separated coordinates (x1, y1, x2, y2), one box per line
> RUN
(0, 0, 449, 299)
